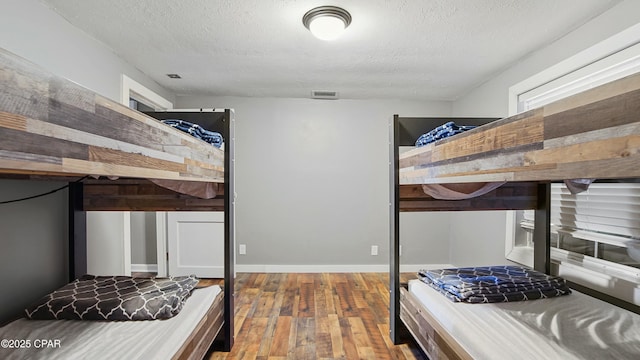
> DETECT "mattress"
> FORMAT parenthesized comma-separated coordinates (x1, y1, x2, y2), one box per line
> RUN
(408, 279, 640, 359)
(0, 285, 222, 360)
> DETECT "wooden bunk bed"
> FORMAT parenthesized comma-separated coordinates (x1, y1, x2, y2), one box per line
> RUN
(390, 72, 640, 359)
(0, 47, 235, 359)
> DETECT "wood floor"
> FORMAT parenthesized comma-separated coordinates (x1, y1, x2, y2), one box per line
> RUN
(205, 273, 425, 360)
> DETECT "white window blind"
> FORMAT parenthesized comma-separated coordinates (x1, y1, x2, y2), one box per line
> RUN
(521, 183, 640, 268)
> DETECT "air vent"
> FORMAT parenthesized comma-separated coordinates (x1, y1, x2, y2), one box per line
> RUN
(311, 90, 339, 100)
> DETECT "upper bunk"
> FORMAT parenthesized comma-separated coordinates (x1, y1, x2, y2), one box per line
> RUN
(0, 47, 225, 186)
(396, 71, 640, 187)
(0, 47, 234, 211)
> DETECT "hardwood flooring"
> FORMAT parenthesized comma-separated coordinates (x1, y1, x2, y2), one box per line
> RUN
(205, 272, 424, 360)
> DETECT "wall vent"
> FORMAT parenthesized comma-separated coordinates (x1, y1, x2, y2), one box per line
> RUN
(311, 90, 339, 100)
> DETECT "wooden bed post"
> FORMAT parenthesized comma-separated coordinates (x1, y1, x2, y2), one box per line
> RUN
(390, 115, 402, 344)
(68, 182, 86, 282)
(533, 183, 551, 274)
(223, 109, 235, 351)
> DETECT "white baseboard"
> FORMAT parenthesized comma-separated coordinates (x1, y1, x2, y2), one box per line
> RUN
(400, 263, 454, 272)
(131, 264, 158, 273)
(234, 264, 453, 273)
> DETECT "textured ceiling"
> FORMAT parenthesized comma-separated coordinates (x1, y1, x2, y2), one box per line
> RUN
(40, 0, 620, 101)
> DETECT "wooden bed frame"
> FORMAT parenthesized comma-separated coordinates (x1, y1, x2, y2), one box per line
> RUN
(0, 47, 235, 354)
(389, 71, 640, 357)
(173, 288, 225, 360)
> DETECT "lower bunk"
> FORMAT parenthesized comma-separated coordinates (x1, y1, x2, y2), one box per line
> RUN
(401, 278, 640, 360)
(0, 283, 223, 360)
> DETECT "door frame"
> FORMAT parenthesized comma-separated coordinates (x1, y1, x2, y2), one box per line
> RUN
(122, 74, 173, 276)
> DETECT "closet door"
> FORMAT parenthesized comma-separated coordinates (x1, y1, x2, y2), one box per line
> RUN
(166, 212, 224, 278)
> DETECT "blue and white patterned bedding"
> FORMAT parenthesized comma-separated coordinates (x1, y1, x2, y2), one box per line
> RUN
(161, 119, 224, 148)
(418, 265, 571, 303)
(415, 121, 477, 147)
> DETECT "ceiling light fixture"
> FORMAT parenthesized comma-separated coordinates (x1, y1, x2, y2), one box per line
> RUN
(302, 6, 351, 41)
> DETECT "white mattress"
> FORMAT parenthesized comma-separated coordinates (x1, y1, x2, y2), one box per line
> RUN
(408, 279, 640, 360)
(0, 285, 222, 360)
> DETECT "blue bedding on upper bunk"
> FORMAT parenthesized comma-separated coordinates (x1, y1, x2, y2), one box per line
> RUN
(418, 265, 572, 303)
(161, 119, 224, 148)
(415, 121, 476, 147)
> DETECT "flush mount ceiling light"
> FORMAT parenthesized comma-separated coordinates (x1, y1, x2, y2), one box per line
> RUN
(302, 6, 352, 41)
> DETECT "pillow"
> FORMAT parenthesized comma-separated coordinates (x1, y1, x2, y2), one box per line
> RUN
(25, 275, 199, 321)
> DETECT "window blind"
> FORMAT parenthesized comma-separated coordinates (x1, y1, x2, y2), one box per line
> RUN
(522, 183, 640, 268)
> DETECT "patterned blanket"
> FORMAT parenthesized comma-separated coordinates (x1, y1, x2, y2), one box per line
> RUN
(418, 265, 571, 303)
(25, 275, 199, 321)
(162, 119, 224, 148)
(415, 121, 477, 147)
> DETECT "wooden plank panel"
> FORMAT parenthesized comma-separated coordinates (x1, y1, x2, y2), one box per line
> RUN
(327, 314, 345, 359)
(359, 306, 392, 360)
(544, 87, 640, 140)
(525, 134, 640, 167)
(23, 115, 189, 165)
(514, 156, 640, 181)
(268, 316, 291, 357)
(544, 121, 640, 150)
(88, 146, 186, 173)
(398, 72, 640, 185)
(257, 316, 278, 358)
(543, 71, 640, 117)
(400, 145, 433, 169)
(338, 317, 360, 360)
(0, 110, 26, 131)
(297, 282, 315, 318)
(314, 315, 333, 358)
(432, 110, 544, 162)
(293, 318, 316, 359)
(0, 48, 224, 183)
(173, 290, 224, 360)
(400, 287, 471, 360)
(349, 317, 374, 358)
(0, 126, 88, 160)
(335, 282, 358, 318)
(0, 48, 50, 122)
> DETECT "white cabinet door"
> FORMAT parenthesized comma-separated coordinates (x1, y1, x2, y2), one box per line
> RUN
(166, 211, 224, 278)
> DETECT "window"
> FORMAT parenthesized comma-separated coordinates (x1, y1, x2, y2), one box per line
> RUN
(507, 26, 640, 305)
(121, 74, 173, 110)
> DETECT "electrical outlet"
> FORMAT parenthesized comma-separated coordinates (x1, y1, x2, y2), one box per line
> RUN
(371, 245, 378, 256)
(400, 245, 403, 256)
(239, 244, 246, 255)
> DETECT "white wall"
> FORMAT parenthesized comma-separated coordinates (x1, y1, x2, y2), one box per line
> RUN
(453, 0, 640, 118)
(0, 0, 172, 322)
(0, 181, 68, 324)
(449, 212, 510, 267)
(178, 95, 458, 270)
(130, 212, 158, 265)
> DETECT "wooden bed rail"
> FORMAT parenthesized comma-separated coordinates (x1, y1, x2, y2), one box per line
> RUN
(399, 182, 538, 211)
(82, 179, 225, 211)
